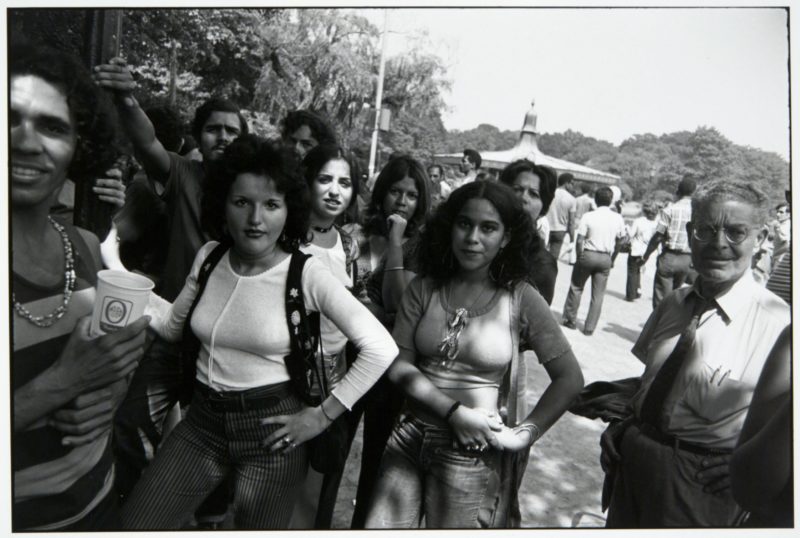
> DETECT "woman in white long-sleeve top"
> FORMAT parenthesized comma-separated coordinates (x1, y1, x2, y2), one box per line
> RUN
(122, 135, 397, 530)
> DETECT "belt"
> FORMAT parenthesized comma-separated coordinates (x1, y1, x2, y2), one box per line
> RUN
(635, 421, 732, 457)
(663, 249, 691, 255)
(195, 381, 294, 412)
(583, 249, 612, 255)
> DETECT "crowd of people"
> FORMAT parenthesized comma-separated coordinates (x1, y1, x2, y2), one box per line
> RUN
(10, 40, 793, 531)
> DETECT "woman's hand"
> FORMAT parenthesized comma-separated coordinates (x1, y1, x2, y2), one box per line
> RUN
(448, 405, 503, 452)
(492, 425, 537, 452)
(386, 213, 408, 246)
(260, 406, 330, 454)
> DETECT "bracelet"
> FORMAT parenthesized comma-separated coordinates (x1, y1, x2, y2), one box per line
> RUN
(319, 401, 335, 423)
(444, 401, 462, 423)
(515, 423, 541, 447)
(385, 266, 405, 271)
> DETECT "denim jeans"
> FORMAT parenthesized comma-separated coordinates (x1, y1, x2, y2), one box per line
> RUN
(562, 250, 612, 333)
(364, 414, 501, 529)
(121, 383, 308, 530)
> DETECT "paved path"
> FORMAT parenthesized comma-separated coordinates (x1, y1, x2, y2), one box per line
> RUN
(331, 255, 660, 528)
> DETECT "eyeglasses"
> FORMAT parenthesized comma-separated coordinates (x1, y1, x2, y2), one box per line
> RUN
(691, 224, 751, 245)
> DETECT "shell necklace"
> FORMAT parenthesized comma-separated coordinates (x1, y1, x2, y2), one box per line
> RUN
(437, 279, 489, 368)
(12, 216, 76, 327)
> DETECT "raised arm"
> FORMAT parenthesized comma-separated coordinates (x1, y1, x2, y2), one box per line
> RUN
(382, 214, 416, 315)
(93, 57, 171, 181)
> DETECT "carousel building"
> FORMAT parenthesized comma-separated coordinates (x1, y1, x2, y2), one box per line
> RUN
(435, 100, 620, 186)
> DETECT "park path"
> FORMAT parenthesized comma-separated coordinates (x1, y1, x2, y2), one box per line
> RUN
(331, 255, 659, 528)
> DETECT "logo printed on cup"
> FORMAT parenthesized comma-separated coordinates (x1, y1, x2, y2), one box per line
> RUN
(100, 296, 133, 332)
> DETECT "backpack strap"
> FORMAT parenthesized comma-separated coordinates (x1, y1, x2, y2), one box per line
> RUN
(284, 250, 323, 405)
(179, 242, 228, 404)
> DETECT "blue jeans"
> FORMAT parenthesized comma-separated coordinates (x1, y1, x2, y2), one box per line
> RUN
(121, 383, 308, 529)
(365, 414, 501, 528)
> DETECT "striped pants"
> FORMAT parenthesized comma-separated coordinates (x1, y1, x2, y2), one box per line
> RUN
(121, 384, 308, 529)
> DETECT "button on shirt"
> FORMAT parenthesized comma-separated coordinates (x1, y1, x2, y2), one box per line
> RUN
(655, 197, 692, 253)
(630, 271, 790, 449)
(547, 187, 576, 232)
(577, 206, 626, 254)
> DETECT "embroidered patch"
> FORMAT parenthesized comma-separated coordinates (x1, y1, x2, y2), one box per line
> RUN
(291, 310, 301, 326)
(289, 288, 299, 299)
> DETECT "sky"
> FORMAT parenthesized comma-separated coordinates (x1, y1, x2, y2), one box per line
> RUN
(359, 7, 790, 159)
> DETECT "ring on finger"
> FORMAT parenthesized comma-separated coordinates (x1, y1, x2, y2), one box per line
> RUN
(283, 436, 292, 445)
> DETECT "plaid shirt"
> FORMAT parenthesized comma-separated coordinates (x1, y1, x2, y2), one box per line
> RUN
(655, 197, 692, 253)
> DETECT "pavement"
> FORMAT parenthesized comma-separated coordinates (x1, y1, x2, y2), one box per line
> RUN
(331, 254, 660, 528)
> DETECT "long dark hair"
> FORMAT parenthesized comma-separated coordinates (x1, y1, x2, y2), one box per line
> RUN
(201, 135, 310, 251)
(498, 159, 558, 215)
(363, 154, 431, 238)
(418, 181, 536, 289)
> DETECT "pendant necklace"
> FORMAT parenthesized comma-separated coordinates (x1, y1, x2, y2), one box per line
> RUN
(437, 279, 490, 368)
(312, 223, 334, 234)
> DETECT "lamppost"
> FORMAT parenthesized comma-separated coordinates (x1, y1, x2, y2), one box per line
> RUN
(367, 9, 388, 179)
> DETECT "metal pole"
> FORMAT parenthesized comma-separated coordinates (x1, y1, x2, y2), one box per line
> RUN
(75, 9, 124, 238)
(367, 9, 388, 179)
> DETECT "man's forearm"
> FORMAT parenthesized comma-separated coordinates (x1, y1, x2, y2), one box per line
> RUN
(14, 367, 76, 431)
(642, 232, 664, 261)
(116, 97, 170, 179)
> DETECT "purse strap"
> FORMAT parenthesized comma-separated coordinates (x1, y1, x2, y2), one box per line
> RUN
(179, 242, 228, 404)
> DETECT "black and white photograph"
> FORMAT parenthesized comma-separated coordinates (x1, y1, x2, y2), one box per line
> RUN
(4, 2, 794, 531)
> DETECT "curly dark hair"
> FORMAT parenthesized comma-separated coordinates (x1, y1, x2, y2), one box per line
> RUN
(498, 160, 558, 215)
(418, 181, 536, 289)
(363, 154, 431, 238)
(280, 109, 337, 146)
(201, 135, 310, 251)
(302, 143, 361, 208)
(10, 40, 118, 182)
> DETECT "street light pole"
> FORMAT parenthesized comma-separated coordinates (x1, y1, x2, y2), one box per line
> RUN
(368, 9, 388, 179)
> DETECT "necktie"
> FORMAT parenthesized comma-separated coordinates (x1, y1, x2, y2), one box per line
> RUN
(639, 294, 715, 428)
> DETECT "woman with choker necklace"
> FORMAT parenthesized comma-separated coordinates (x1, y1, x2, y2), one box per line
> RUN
(10, 43, 150, 531)
(348, 154, 431, 527)
(291, 143, 362, 528)
(364, 181, 584, 528)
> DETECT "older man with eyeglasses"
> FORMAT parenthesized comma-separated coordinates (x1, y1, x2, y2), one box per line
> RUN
(600, 179, 790, 527)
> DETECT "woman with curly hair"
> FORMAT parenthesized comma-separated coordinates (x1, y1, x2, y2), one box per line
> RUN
(122, 135, 397, 529)
(364, 181, 584, 528)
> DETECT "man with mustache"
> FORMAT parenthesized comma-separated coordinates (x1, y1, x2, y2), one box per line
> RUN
(94, 58, 248, 525)
(602, 179, 789, 527)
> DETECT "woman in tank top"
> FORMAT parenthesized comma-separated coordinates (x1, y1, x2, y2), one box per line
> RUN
(365, 181, 584, 528)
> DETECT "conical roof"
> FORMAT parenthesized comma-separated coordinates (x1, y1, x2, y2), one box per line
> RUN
(435, 101, 620, 185)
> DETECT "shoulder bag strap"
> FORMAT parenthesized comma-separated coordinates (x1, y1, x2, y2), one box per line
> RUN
(179, 242, 227, 403)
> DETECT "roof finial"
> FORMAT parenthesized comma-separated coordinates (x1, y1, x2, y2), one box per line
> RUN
(522, 99, 537, 134)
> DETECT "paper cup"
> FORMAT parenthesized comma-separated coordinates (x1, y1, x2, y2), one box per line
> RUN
(90, 270, 154, 337)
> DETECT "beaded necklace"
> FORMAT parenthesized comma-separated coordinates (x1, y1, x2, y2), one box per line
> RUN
(12, 216, 76, 327)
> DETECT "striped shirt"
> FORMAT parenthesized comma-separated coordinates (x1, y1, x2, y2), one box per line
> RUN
(766, 254, 791, 305)
(655, 197, 693, 253)
(12, 224, 114, 531)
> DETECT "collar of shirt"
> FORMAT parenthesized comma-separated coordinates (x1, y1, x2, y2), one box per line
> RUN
(687, 269, 757, 323)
